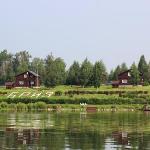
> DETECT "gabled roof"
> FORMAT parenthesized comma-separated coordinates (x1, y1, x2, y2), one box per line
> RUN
(15, 70, 39, 77)
(28, 70, 39, 77)
(118, 69, 131, 76)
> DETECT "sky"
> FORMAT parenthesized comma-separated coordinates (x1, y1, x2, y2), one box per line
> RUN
(0, 0, 150, 71)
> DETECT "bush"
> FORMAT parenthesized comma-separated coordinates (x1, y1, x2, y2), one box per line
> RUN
(143, 81, 149, 86)
(0, 102, 8, 109)
(34, 102, 47, 110)
(64, 90, 149, 96)
(55, 91, 63, 96)
(1, 94, 150, 106)
(8, 103, 17, 110)
(27, 103, 35, 110)
(0, 91, 7, 95)
(17, 103, 27, 111)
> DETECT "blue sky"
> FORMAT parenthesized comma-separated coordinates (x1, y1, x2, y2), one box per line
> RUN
(0, 0, 150, 71)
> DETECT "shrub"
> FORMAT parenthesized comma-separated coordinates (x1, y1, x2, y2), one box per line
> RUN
(143, 81, 149, 86)
(27, 103, 35, 110)
(55, 91, 63, 96)
(0, 91, 7, 95)
(0, 102, 8, 109)
(34, 102, 47, 110)
(8, 103, 17, 110)
(17, 103, 27, 111)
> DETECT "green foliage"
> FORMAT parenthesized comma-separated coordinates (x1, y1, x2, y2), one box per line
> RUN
(110, 63, 128, 81)
(130, 62, 140, 85)
(45, 54, 66, 87)
(80, 58, 93, 87)
(13, 51, 31, 74)
(27, 103, 35, 110)
(112, 65, 121, 80)
(55, 91, 63, 96)
(0, 91, 7, 95)
(0, 102, 8, 109)
(92, 60, 107, 88)
(16, 102, 27, 111)
(0, 89, 148, 106)
(8, 103, 17, 110)
(30, 58, 46, 84)
(34, 102, 47, 110)
(138, 55, 149, 85)
(138, 55, 147, 73)
(64, 90, 148, 96)
(1, 50, 150, 89)
(0, 50, 15, 84)
(120, 62, 128, 72)
(66, 61, 80, 85)
(108, 69, 114, 82)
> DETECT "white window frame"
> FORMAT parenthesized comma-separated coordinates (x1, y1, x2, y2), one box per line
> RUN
(24, 74, 27, 78)
(30, 81, 34, 85)
(122, 79, 128, 84)
(19, 81, 24, 85)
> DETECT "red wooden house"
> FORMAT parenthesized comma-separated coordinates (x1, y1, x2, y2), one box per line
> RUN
(15, 71, 40, 88)
(118, 69, 132, 85)
(112, 69, 143, 88)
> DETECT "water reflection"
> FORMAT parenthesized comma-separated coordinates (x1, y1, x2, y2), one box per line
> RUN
(0, 112, 149, 149)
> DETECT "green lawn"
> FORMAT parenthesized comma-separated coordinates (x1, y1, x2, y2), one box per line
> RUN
(0, 85, 149, 110)
(0, 85, 150, 98)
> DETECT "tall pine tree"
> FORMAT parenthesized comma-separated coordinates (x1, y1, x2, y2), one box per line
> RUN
(120, 62, 128, 72)
(45, 54, 66, 87)
(112, 65, 121, 80)
(66, 61, 80, 85)
(92, 60, 107, 88)
(138, 55, 149, 85)
(130, 62, 140, 85)
(80, 58, 93, 87)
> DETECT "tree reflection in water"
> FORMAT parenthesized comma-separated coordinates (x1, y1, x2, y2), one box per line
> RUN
(0, 111, 149, 149)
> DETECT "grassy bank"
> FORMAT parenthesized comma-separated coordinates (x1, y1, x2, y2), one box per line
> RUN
(0, 102, 144, 111)
(0, 85, 150, 111)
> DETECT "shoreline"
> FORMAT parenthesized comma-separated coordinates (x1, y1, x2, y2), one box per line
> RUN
(0, 103, 145, 112)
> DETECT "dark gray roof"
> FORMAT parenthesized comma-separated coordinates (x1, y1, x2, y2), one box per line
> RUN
(118, 69, 131, 76)
(28, 70, 39, 77)
(16, 70, 40, 77)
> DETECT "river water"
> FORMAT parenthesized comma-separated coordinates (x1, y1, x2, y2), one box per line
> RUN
(0, 111, 150, 150)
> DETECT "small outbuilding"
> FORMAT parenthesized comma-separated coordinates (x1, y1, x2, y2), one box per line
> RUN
(5, 82, 15, 89)
(111, 81, 120, 88)
(15, 71, 40, 88)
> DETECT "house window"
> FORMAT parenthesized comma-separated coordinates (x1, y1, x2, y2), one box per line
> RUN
(24, 74, 27, 78)
(19, 81, 24, 85)
(122, 79, 128, 84)
(30, 81, 34, 85)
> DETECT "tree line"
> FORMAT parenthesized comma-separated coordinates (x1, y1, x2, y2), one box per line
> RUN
(0, 50, 150, 87)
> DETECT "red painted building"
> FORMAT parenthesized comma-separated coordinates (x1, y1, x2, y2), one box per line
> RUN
(5, 82, 15, 89)
(15, 71, 40, 87)
(112, 69, 143, 88)
(118, 69, 132, 85)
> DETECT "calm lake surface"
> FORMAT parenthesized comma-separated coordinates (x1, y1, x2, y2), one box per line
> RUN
(0, 111, 150, 150)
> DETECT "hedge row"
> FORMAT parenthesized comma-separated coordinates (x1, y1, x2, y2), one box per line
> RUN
(0, 91, 7, 95)
(0, 102, 49, 110)
(0, 96, 150, 105)
(121, 93, 150, 99)
(64, 90, 148, 95)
